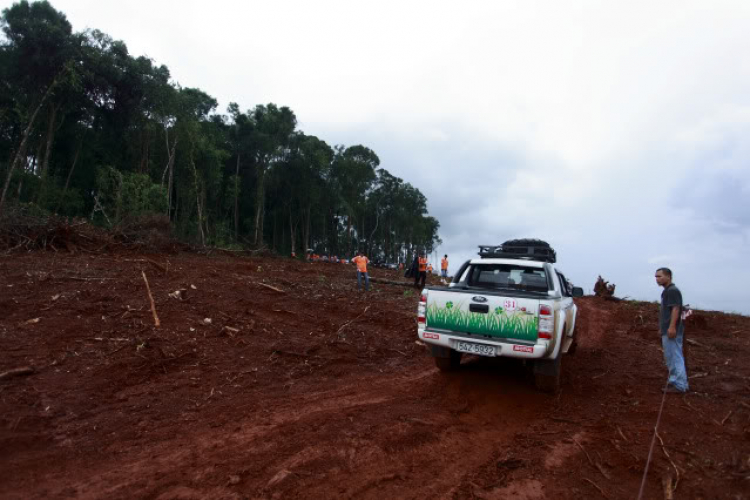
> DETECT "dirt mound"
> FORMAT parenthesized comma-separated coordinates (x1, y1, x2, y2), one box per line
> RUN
(1, 252, 748, 499)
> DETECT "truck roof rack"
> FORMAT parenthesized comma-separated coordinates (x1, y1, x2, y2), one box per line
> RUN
(478, 239, 557, 263)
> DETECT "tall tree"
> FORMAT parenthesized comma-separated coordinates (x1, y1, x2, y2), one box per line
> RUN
(247, 103, 296, 247)
(0, 0, 75, 215)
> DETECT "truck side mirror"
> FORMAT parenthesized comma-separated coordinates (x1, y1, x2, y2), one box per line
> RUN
(572, 287, 584, 297)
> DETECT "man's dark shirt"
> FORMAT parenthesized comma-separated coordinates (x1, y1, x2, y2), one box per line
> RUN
(660, 283, 684, 336)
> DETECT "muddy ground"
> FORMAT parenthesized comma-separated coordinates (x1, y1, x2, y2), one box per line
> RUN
(1, 252, 749, 499)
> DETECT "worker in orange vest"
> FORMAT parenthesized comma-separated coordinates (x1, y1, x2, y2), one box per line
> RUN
(352, 250, 370, 292)
(414, 252, 428, 289)
(441, 255, 449, 278)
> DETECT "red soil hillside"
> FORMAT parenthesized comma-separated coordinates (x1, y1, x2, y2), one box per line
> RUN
(1, 251, 748, 499)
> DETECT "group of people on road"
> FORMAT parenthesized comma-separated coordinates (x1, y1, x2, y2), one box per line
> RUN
(346, 250, 451, 292)
(404, 252, 449, 289)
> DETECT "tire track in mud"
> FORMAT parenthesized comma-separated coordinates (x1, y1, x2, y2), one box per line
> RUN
(14, 298, 617, 500)
(28, 362, 557, 500)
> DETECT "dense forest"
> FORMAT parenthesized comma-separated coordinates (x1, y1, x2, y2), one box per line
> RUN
(0, 1, 441, 261)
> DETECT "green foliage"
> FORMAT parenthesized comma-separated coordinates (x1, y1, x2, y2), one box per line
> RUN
(0, 1, 442, 256)
(95, 167, 166, 225)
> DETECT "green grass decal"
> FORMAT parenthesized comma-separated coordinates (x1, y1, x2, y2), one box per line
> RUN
(426, 303, 538, 341)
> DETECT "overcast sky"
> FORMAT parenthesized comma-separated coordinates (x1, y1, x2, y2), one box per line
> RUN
(11, 0, 750, 314)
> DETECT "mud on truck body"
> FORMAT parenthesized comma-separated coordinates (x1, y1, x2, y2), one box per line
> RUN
(417, 239, 583, 392)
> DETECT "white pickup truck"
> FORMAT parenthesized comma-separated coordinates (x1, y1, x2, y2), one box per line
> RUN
(417, 240, 583, 392)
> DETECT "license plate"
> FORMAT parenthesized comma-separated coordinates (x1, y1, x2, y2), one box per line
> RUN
(455, 341, 496, 357)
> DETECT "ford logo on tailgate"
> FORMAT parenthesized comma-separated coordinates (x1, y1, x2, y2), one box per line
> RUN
(472, 296, 488, 303)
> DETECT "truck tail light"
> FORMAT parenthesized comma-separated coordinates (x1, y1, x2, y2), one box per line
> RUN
(418, 294, 427, 324)
(538, 304, 553, 339)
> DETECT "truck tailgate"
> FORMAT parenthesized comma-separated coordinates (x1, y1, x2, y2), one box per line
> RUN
(425, 289, 540, 342)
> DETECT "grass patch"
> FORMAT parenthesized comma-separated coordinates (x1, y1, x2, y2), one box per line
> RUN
(426, 303, 538, 341)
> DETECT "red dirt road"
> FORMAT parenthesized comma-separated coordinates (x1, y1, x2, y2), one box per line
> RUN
(1, 253, 748, 499)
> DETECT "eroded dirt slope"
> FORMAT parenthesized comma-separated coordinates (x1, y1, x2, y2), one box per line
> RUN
(1, 253, 748, 499)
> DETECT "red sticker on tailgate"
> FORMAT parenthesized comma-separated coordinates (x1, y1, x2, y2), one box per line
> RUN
(513, 345, 534, 353)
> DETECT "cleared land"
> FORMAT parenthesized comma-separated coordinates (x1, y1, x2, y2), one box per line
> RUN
(1, 251, 749, 499)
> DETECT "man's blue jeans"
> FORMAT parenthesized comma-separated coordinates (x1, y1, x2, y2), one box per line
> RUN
(662, 331, 689, 392)
(357, 271, 370, 291)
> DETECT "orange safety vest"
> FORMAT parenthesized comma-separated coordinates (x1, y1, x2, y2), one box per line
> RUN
(441, 258, 448, 271)
(418, 257, 427, 272)
(353, 255, 369, 273)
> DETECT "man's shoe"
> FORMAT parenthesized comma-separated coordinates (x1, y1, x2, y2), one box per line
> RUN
(662, 385, 686, 394)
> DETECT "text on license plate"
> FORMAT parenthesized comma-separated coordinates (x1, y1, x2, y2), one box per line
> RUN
(455, 341, 496, 357)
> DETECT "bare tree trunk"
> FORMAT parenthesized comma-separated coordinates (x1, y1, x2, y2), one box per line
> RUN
(253, 162, 266, 247)
(361, 216, 366, 255)
(37, 102, 62, 204)
(160, 129, 177, 185)
(189, 147, 206, 247)
(56, 137, 83, 213)
(273, 210, 279, 252)
(20, 141, 32, 175)
(162, 135, 177, 218)
(113, 169, 123, 225)
(302, 205, 312, 254)
(289, 206, 300, 256)
(0, 75, 60, 217)
(3, 146, 15, 182)
(368, 205, 381, 257)
(16, 174, 23, 201)
(346, 214, 353, 256)
(302, 205, 311, 253)
(173, 187, 179, 222)
(139, 125, 150, 174)
(32, 138, 43, 175)
(234, 153, 240, 241)
(41, 102, 57, 177)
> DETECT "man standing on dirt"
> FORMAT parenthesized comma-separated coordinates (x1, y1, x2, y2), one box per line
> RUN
(406, 254, 418, 279)
(441, 255, 449, 279)
(655, 267, 689, 393)
(414, 253, 427, 289)
(352, 251, 370, 292)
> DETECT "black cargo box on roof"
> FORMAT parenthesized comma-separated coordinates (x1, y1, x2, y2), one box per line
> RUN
(478, 239, 557, 263)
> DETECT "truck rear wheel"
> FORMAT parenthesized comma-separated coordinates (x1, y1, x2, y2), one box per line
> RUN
(567, 338, 577, 355)
(534, 372, 560, 393)
(533, 353, 561, 393)
(434, 351, 462, 371)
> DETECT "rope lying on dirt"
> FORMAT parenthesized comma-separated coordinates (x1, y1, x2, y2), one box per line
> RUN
(636, 375, 671, 500)
(0, 366, 35, 381)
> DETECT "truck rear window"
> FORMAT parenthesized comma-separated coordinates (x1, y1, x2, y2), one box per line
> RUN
(466, 264, 549, 292)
